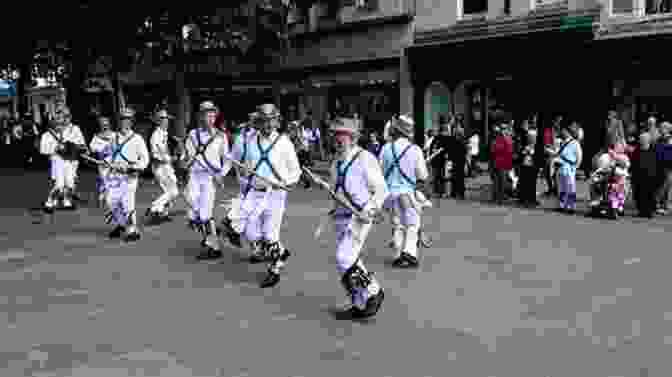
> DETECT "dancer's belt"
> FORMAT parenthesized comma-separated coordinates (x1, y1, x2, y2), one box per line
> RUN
(249, 184, 272, 192)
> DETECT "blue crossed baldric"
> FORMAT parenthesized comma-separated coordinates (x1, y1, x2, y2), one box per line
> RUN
(384, 143, 415, 188)
(243, 134, 283, 196)
(192, 129, 223, 175)
(334, 149, 366, 212)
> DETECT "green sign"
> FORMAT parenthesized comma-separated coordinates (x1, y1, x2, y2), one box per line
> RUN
(560, 15, 595, 32)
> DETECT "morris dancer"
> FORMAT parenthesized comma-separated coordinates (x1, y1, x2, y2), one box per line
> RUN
(89, 115, 116, 210)
(183, 101, 232, 260)
(146, 109, 180, 225)
(328, 117, 387, 319)
(106, 108, 149, 242)
(380, 114, 429, 268)
(62, 108, 87, 203)
(38, 106, 86, 212)
(235, 104, 300, 288)
(221, 113, 259, 249)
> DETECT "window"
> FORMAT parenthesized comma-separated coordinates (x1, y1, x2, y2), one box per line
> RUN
(461, 0, 487, 17)
(647, 0, 672, 14)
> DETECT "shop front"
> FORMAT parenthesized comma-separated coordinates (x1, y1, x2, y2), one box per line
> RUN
(594, 30, 672, 128)
(408, 14, 602, 150)
(293, 62, 400, 136)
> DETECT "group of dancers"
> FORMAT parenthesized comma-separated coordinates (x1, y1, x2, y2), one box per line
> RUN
(37, 101, 431, 320)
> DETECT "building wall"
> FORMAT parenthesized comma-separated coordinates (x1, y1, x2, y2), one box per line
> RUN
(287, 23, 412, 68)
(414, 0, 603, 32)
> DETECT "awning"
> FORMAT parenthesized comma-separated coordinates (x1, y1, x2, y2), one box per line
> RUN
(0, 80, 16, 97)
(307, 69, 398, 87)
(231, 84, 273, 92)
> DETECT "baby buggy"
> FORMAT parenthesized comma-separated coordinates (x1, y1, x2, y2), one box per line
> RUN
(587, 153, 631, 219)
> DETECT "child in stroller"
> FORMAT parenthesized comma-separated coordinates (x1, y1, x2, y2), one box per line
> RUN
(588, 145, 631, 219)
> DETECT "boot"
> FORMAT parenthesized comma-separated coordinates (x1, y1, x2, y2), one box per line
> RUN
(109, 226, 125, 239)
(123, 231, 141, 242)
(260, 242, 291, 288)
(249, 240, 269, 264)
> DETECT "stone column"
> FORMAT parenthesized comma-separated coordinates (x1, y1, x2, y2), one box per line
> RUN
(413, 79, 428, 148)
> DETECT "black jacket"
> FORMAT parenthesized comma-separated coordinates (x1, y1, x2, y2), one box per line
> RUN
(429, 134, 451, 167)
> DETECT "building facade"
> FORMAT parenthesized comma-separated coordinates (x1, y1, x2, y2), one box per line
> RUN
(120, 1, 414, 138)
(407, 0, 603, 153)
(408, 0, 672, 155)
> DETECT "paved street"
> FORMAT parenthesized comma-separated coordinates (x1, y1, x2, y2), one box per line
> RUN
(1, 168, 671, 377)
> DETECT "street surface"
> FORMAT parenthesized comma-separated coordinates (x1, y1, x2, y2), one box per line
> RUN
(0, 167, 670, 377)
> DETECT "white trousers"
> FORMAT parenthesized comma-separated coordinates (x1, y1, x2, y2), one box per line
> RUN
(239, 189, 287, 243)
(334, 214, 380, 309)
(151, 163, 179, 213)
(49, 157, 77, 189)
(385, 194, 421, 258)
(106, 175, 139, 233)
(46, 157, 78, 206)
(187, 172, 216, 223)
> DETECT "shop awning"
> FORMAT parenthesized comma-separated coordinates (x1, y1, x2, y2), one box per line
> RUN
(307, 69, 398, 87)
(0, 80, 16, 97)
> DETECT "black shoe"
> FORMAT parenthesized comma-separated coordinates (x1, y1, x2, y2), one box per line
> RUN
(335, 305, 365, 320)
(123, 232, 141, 242)
(249, 250, 267, 264)
(109, 226, 125, 239)
(197, 248, 222, 260)
(352, 289, 385, 319)
(260, 272, 280, 288)
(566, 209, 576, 215)
(43, 205, 55, 214)
(392, 252, 418, 268)
(553, 207, 566, 213)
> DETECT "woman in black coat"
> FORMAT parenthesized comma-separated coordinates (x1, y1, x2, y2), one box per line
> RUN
(429, 122, 452, 198)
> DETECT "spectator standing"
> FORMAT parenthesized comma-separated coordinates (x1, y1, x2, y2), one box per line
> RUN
(518, 129, 539, 207)
(655, 123, 672, 215)
(554, 124, 582, 214)
(429, 120, 452, 198)
(448, 122, 468, 199)
(467, 130, 480, 177)
(367, 131, 382, 157)
(541, 115, 561, 196)
(632, 132, 658, 218)
(490, 124, 513, 205)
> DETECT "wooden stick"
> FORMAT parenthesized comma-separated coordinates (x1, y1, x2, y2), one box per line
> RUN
(302, 166, 375, 223)
(228, 158, 292, 192)
(425, 148, 444, 164)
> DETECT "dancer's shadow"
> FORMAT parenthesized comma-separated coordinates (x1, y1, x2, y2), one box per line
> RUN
(161, 240, 267, 288)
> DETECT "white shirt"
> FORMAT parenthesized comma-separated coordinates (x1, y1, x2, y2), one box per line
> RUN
(331, 145, 388, 211)
(379, 137, 429, 191)
(109, 131, 150, 173)
(235, 130, 301, 187)
(150, 127, 171, 163)
(185, 127, 232, 178)
(39, 124, 86, 158)
(469, 134, 480, 156)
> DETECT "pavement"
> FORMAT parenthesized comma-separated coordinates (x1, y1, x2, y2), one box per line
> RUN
(0, 167, 671, 377)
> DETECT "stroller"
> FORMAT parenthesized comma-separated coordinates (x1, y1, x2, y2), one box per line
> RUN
(587, 152, 631, 219)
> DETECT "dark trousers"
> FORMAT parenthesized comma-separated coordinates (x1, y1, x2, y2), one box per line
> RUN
(298, 150, 312, 188)
(635, 178, 657, 216)
(491, 168, 509, 204)
(543, 159, 556, 194)
(518, 165, 539, 204)
(432, 161, 447, 196)
(450, 160, 465, 198)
